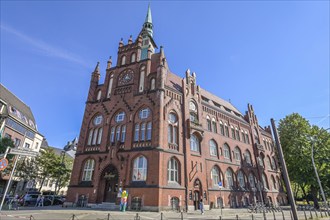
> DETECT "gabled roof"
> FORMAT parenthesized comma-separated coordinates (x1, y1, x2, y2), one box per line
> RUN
(0, 84, 37, 131)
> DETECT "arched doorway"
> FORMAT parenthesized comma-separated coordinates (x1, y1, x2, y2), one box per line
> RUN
(101, 164, 119, 203)
(193, 178, 202, 210)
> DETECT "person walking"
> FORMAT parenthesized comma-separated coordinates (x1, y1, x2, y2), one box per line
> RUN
(199, 199, 204, 215)
(120, 190, 128, 212)
(38, 195, 44, 207)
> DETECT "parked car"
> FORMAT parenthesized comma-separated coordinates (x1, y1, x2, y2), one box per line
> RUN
(19, 192, 41, 206)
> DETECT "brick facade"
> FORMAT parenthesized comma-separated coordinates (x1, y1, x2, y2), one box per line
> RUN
(67, 7, 287, 211)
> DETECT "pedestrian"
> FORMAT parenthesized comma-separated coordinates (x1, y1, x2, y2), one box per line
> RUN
(35, 195, 41, 207)
(38, 195, 44, 207)
(199, 199, 204, 215)
(12, 194, 19, 210)
(120, 189, 128, 212)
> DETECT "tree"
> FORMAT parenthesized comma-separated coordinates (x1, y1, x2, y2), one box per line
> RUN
(0, 137, 14, 154)
(278, 113, 330, 208)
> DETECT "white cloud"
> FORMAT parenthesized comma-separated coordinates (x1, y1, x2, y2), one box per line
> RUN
(1, 23, 89, 67)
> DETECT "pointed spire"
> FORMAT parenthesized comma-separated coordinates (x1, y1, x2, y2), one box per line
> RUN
(107, 56, 112, 69)
(94, 62, 100, 73)
(128, 35, 133, 44)
(145, 3, 152, 24)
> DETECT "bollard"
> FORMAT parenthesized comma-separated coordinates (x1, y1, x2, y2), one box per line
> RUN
(107, 213, 110, 220)
(263, 210, 267, 220)
(72, 214, 76, 220)
(29, 215, 33, 220)
(220, 216, 222, 220)
(272, 210, 276, 220)
(181, 210, 183, 220)
(320, 210, 323, 218)
(303, 210, 307, 220)
(314, 210, 318, 218)
(290, 211, 293, 220)
(161, 212, 163, 220)
(252, 214, 254, 220)
(135, 213, 140, 220)
(281, 210, 285, 220)
(309, 209, 313, 219)
(236, 214, 239, 220)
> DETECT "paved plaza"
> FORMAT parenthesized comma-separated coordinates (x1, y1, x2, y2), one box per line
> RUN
(0, 206, 329, 220)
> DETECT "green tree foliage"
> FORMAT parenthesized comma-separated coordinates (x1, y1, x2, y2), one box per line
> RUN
(0, 137, 14, 154)
(278, 113, 330, 207)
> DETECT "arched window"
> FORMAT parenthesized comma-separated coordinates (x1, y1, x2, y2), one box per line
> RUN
(147, 122, 152, 141)
(168, 113, 178, 145)
(107, 74, 114, 98)
(266, 156, 272, 170)
(234, 147, 241, 161)
(139, 66, 145, 92)
(207, 116, 211, 131)
(245, 131, 250, 144)
(241, 130, 246, 143)
(121, 125, 126, 143)
(238, 170, 245, 188)
(132, 156, 147, 181)
(271, 157, 277, 170)
(219, 121, 224, 135)
(82, 159, 95, 181)
(212, 118, 217, 133)
(235, 127, 240, 141)
(248, 173, 256, 189)
(209, 140, 218, 157)
(88, 115, 104, 146)
(96, 90, 102, 101)
(226, 169, 234, 188)
(134, 124, 140, 142)
(189, 101, 198, 124)
(254, 127, 260, 144)
(87, 129, 93, 145)
(271, 175, 277, 190)
(110, 127, 115, 143)
(110, 111, 127, 144)
(115, 111, 126, 123)
(211, 166, 220, 186)
(135, 107, 152, 142)
(190, 134, 200, 153)
(231, 126, 236, 139)
(223, 144, 231, 160)
(150, 78, 156, 90)
(116, 126, 121, 141)
(262, 173, 268, 189)
(121, 55, 126, 65)
(224, 123, 229, 137)
(97, 128, 103, 145)
(92, 128, 98, 145)
(131, 53, 136, 63)
(244, 150, 252, 165)
(168, 157, 179, 183)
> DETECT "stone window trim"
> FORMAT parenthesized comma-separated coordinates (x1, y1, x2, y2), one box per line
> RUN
(82, 159, 95, 182)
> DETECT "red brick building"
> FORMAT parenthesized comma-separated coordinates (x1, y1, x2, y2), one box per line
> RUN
(67, 6, 287, 211)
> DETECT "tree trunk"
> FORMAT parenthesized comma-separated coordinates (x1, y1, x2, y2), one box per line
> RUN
(38, 177, 45, 192)
(311, 185, 319, 209)
(300, 184, 310, 204)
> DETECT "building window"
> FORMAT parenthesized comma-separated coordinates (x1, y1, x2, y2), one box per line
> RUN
(134, 124, 140, 142)
(189, 101, 198, 124)
(241, 130, 246, 143)
(262, 173, 268, 189)
(234, 147, 241, 161)
(220, 121, 224, 135)
(224, 123, 229, 137)
(110, 127, 115, 143)
(168, 157, 179, 183)
(249, 173, 256, 189)
(131, 53, 136, 63)
(107, 74, 114, 98)
(271, 176, 277, 190)
(14, 138, 21, 147)
(121, 55, 126, 65)
(92, 128, 98, 145)
(116, 126, 121, 142)
(211, 166, 220, 186)
(223, 144, 231, 160)
(4, 133, 11, 139)
(236, 128, 240, 141)
(245, 132, 250, 144)
(207, 116, 211, 131)
(97, 128, 103, 145)
(139, 108, 150, 119)
(132, 156, 147, 181)
(150, 78, 156, 90)
(226, 169, 234, 188)
(141, 123, 146, 141)
(244, 150, 252, 165)
(96, 90, 102, 101)
(93, 115, 103, 125)
(212, 119, 217, 133)
(231, 126, 236, 139)
(88, 129, 93, 145)
(168, 113, 178, 145)
(139, 66, 145, 92)
(115, 112, 126, 123)
(82, 159, 95, 181)
(190, 134, 200, 153)
(209, 140, 218, 157)
(271, 157, 277, 170)
(238, 170, 245, 189)
(121, 125, 126, 143)
(266, 156, 272, 170)
(147, 122, 152, 141)
(24, 143, 30, 149)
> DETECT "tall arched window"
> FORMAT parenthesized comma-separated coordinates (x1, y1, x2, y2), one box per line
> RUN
(147, 122, 152, 141)
(271, 175, 277, 190)
(121, 125, 126, 143)
(88, 115, 103, 146)
(110, 111, 127, 144)
(207, 116, 211, 131)
(254, 127, 260, 144)
(234, 146, 241, 161)
(262, 173, 268, 189)
(139, 66, 145, 92)
(121, 55, 126, 65)
(189, 101, 198, 124)
(266, 156, 272, 170)
(107, 74, 114, 98)
(245, 131, 250, 144)
(132, 156, 147, 181)
(209, 140, 218, 157)
(244, 150, 252, 165)
(226, 169, 234, 188)
(237, 170, 245, 188)
(141, 123, 146, 141)
(190, 134, 200, 153)
(134, 107, 152, 142)
(150, 78, 156, 90)
(131, 53, 136, 63)
(211, 166, 220, 186)
(82, 159, 95, 181)
(168, 113, 178, 145)
(96, 90, 102, 101)
(212, 118, 217, 133)
(241, 130, 246, 143)
(223, 144, 231, 160)
(235, 127, 240, 141)
(168, 157, 179, 183)
(231, 126, 236, 139)
(224, 123, 229, 137)
(219, 121, 224, 135)
(248, 173, 256, 189)
(271, 157, 277, 170)
(134, 124, 140, 142)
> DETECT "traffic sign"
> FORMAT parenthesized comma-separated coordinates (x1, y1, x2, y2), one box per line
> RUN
(26, 180, 34, 189)
(9, 148, 39, 157)
(218, 181, 223, 188)
(0, 158, 8, 171)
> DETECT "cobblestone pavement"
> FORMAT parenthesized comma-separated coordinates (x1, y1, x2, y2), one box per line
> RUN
(0, 206, 329, 220)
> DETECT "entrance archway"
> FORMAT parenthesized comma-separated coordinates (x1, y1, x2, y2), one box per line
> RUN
(101, 164, 119, 203)
(193, 178, 202, 210)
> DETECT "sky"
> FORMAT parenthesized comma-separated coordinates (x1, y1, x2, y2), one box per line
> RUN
(0, 1, 329, 148)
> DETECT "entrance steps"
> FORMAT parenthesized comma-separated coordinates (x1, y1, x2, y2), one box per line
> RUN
(90, 202, 120, 210)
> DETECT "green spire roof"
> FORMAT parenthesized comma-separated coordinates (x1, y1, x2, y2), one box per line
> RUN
(145, 4, 152, 24)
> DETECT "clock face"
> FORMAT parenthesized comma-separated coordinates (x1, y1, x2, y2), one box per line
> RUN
(118, 69, 134, 85)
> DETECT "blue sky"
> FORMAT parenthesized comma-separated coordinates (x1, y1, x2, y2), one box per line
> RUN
(1, 1, 329, 148)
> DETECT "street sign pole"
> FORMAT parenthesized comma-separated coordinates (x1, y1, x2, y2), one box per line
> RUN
(0, 155, 20, 212)
(218, 181, 223, 216)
